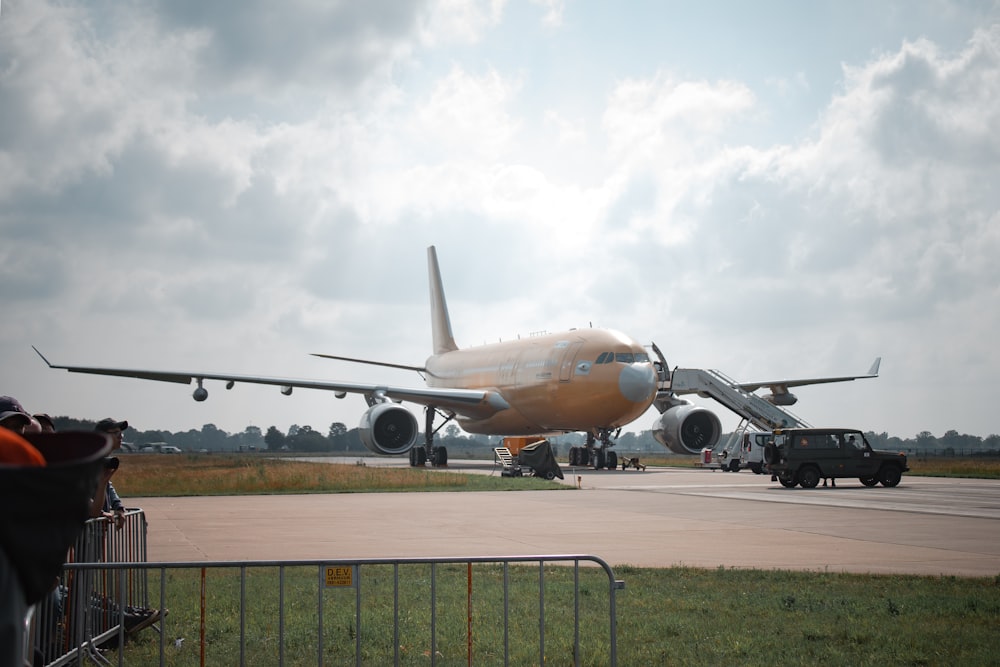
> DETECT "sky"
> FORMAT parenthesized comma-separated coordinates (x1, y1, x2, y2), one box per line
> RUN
(2, 0, 998, 441)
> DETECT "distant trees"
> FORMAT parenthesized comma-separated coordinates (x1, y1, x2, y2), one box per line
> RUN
(38, 414, 1000, 456)
(264, 426, 286, 451)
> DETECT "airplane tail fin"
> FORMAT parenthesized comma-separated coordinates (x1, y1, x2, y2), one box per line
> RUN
(427, 246, 459, 355)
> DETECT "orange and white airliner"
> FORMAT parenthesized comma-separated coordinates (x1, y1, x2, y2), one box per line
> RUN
(35, 246, 878, 468)
(35, 247, 662, 467)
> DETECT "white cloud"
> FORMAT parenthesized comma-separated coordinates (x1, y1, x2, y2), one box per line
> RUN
(2, 1, 999, 439)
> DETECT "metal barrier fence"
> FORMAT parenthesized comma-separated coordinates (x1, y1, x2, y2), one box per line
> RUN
(28, 509, 151, 666)
(27, 508, 620, 665)
(55, 555, 621, 666)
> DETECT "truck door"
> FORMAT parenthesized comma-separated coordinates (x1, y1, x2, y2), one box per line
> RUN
(844, 434, 879, 476)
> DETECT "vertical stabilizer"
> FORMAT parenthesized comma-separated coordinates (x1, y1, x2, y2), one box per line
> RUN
(427, 246, 459, 354)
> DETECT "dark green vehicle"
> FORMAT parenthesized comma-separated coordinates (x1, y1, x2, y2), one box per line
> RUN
(765, 428, 908, 488)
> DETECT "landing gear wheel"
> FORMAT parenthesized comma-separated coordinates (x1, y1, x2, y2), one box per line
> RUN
(569, 447, 579, 466)
(412, 447, 426, 466)
(543, 471, 556, 480)
(860, 476, 879, 487)
(778, 475, 797, 488)
(797, 466, 820, 489)
(878, 465, 902, 488)
(579, 448, 591, 466)
(592, 449, 606, 470)
(432, 446, 448, 467)
(606, 451, 618, 470)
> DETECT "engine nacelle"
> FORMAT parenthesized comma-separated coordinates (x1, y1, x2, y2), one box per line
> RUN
(763, 392, 797, 406)
(651, 402, 722, 455)
(358, 403, 418, 455)
(193, 387, 208, 402)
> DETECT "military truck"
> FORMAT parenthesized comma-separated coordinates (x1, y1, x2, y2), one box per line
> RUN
(765, 428, 908, 488)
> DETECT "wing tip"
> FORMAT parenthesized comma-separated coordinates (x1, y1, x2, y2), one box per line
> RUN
(32, 345, 54, 368)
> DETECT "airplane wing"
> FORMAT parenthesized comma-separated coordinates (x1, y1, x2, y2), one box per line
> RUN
(32, 347, 510, 419)
(735, 357, 882, 394)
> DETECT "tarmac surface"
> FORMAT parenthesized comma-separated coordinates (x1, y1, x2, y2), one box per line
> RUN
(137, 459, 1000, 577)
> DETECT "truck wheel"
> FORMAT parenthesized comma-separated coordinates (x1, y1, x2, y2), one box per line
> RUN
(749, 463, 762, 475)
(878, 465, 902, 488)
(798, 466, 821, 489)
(778, 475, 797, 488)
(544, 471, 556, 480)
(859, 476, 879, 487)
(606, 451, 618, 470)
(727, 459, 740, 472)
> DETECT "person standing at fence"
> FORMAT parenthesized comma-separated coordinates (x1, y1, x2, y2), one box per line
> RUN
(0, 426, 112, 667)
(92, 418, 128, 530)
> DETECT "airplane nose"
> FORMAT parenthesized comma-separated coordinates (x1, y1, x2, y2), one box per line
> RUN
(619, 363, 657, 403)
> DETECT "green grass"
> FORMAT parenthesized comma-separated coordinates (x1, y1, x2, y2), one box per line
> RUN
(118, 564, 1000, 666)
(113, 454, 565, 496)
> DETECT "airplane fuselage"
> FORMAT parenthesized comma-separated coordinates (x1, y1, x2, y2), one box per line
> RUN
(425, 328, 657, 435)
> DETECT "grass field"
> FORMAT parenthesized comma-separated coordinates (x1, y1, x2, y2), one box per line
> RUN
(119, 563, 1000, 666)
(113, 452, 1000, 498)
(112, 453, 564, 496)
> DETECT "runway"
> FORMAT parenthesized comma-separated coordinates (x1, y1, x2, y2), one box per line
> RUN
(137, 461, 1000, 577)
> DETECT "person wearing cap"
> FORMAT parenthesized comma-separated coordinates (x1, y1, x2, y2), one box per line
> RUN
(93, 418, 128, 529)
(34, 413, 56, 433)
(1, 428, 115, 666)
(0, 395, 32, 435)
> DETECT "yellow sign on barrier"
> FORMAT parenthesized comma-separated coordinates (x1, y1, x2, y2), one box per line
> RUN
(325, 565, 354, 587)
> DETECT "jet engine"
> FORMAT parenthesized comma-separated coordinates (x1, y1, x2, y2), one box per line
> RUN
(358, 403, 418, 455)
(762, 391, 797, 406)
(651, 402, 722, 455)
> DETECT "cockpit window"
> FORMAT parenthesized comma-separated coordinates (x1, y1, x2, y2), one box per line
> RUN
(615, 352, 635, 363)
(596, 352, 611, 364)
(634, 352, 650, 363)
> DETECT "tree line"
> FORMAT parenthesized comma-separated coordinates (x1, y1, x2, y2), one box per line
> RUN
(43, 416, 1000, 457)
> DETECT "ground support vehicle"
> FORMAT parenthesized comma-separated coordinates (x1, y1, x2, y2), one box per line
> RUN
(698, 425, 770, 473)
(765, 427, 908, 488)
(494, 438, 564, 480)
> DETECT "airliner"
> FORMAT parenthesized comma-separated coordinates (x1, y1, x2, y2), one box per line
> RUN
(35, 246, 878, 468)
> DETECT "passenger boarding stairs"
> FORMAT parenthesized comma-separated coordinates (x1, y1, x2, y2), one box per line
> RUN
(660, 368, 810, 466)
(665, 367, 809, 432)
(493, 447, 521, 477)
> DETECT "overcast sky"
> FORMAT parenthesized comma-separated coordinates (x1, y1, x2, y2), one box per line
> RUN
(2, 0, 998, 441)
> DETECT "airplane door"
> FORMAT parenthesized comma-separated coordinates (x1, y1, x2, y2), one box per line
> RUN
(558, 342, 584, 382)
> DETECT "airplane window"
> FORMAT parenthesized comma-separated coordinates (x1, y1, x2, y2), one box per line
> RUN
(596, 352, 610, 364)
(615, 352, 635, 363)
(634, 353, 650, 363)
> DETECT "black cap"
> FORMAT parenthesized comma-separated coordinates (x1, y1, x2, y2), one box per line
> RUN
(0, 395, 30, 426)
(94, 418, 128, 433)
(33, 414, 55, 430)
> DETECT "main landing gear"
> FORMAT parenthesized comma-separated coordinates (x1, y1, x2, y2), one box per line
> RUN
(567, 429, 619, 470)
(409, 405, 450, 467)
